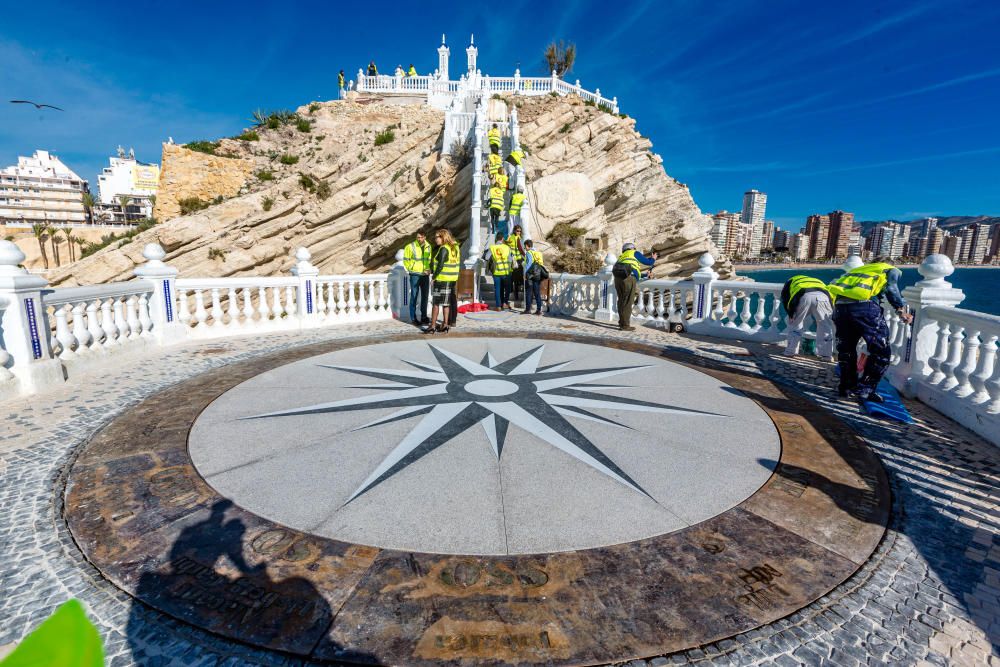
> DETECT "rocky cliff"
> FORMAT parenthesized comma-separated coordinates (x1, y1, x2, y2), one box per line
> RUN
(153, 144, 255, 221)
(51, 94, 729, 286)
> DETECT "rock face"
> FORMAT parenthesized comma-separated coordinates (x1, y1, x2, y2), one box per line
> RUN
(51, 93, 729, 286)
(517, 96, 731, 278)
(153, 144, 255, 221)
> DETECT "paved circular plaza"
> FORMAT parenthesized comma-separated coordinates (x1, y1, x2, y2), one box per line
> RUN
(60, 332, 892, 664)
(188, 338, 780, 554)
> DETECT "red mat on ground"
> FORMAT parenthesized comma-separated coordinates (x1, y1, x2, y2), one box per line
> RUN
(457, 302, 490, 313)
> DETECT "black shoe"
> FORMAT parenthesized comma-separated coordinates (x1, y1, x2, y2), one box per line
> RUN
(861, 391, 885, 404)
(420, 326, 436, 335)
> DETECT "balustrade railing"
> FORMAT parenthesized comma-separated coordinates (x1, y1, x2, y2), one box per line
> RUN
(42, 282, 155, 359)
(175, 277, 298, 334)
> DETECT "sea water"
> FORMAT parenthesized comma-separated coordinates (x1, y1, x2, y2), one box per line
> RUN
(738, 267, 1000, 316)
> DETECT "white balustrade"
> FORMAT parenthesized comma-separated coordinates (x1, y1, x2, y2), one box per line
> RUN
(42, 282, 156, 357)
(175, 278, 298, 336)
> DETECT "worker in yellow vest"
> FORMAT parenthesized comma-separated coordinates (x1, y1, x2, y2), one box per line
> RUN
(506, 224, 525, 305)
(488, 124, 502, 154)
(338, 69, 345, 91)
(492, 170, 509, 192)
(486, 152, 503, 180)
(827, 262, 912, 402)
(424, 229, 461, 334)
(506, 149, 524, 167)
(522, 239, 547, 315)
(487, 183, 505, 234)
(780, 275, 834, 360)
(407, 64, 417, 77)
(611, 243, 657, 331)
(403, 232, 432, 326)
(482, 232, 513, 310)
(508, 190, 525, 229)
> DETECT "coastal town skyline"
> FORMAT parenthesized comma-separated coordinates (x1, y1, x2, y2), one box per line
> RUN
(2, 0, 999, 223)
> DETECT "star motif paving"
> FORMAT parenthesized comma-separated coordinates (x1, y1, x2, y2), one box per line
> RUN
(248, 344, 723, 503)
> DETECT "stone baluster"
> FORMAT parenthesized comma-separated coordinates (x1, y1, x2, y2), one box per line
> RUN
(257, 286, 271, 323)
(752, 293, 766, 331)
(226, 287, 240, 327)
(347, 281, 358, 315)
(86, 301, 104, 347)
(654, 288, 665, 325)
(315, 280, 327, 316)
(290, 247, 319, 324)
(138, 294, 152, 337)
(113, 297, 129, 343)
(72, 303, 92, 351)
(53, 305, 76, 359)
(953, 328, 981, 397)
(970, 334, 997, 403)
(940, 324, 966, 390)
(285, 285, 296, 316)
(177, 290, 190, 326)
(193, 290, 208, 329)
(126, 296, 141, 340)
(134, 243, 183, 343)
(368, 280, 377, 313)
(335, 281, 346, 318)
(378, 279, 388, 311)
(594, 253, 617, 322)
(241, 288, 254, 325)
(210, 288, 224, 328)
(100, 299, 118, 348)
(890, 254, 965, 396)
(738, 294, 752, 331)
(272, 285, 286, 320)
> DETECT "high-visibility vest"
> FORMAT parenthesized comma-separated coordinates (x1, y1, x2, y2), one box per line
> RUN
(489, 186, 505, 211)
(403, 239, 431, 273)
(508, 192, 525, 216)
(433, 244, 460, 282)
(493, 172, 509, 191)
(528, 249, 544, 267)
(508, 150, 524, 165)
(506, 233, 523, 261)
(828, 263, 896, 301)
(617, 249, 642, 279)
(407, 66, 417, 77)
(490, 244, 512, 276)
(487, 153, 502, 176)
(488, 128, 502, 147)
(338, 72, 345, 87)
(783, 275, 830, 314)
(368, 65, 378, 75)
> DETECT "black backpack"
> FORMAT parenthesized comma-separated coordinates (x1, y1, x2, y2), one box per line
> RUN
(612, 261, 631, 279)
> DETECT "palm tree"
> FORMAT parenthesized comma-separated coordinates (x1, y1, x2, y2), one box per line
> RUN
(49, 225, 61, 267)
(118, 195, 133, 223)
(71, 236, 87, 259)
(81, 192, 95, 223)
(61, 227, 75, 262)
(544, 40, 576, 76)
(31, 223, 49, 269)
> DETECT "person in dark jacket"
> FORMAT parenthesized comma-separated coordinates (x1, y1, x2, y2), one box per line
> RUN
(613, 242, 656, 331)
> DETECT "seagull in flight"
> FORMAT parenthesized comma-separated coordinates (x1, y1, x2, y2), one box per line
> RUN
(9, 100, 64, 111)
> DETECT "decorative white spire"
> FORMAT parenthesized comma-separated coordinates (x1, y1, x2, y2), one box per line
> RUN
(466, 34, 478, 74)
(438, 35, 451, 80)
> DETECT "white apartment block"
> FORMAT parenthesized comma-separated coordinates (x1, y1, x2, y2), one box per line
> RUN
(869, 222, 907, 259)
(0, 150, 89, 227)
(741, 189, 767, 258)
(710, 210, 741, 256)
(790, 233, 810, 261)
(94, 146, 159, 223)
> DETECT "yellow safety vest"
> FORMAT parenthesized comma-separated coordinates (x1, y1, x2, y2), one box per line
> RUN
(338, 73, 345, 87)
(433, 244, 460, 283)
(828, 263, 896, 301)
(487, 153, 502, 176)
(506, 233, 524, 261)
(488, 128, 502, 146)
(529, 249, 544, 266)
(508, 150, 524, 165)
(490, 244, 512, 276)
(407, 67, 417, 77)
(508, 192, 525, 216)
(493, 172, 509, 191)
(784, 275, 830, 312)
(403, 240, 431, 273)
(489, 186, 505, 211)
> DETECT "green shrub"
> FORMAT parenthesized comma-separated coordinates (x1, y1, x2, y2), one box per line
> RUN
(374, 128, 395, 146)
(492, 93, 503, 100)
(266, 116, 281, 129)
(279, 154, 299, 165)
(358, 153, 368, 163)
(299, 173, 316, 192)
(185, 140, 219, 155)
(619, 113, 628, 119)
(308, 102, 321, 113)
(213, 195, 224, 205)
(80, 219, 157, 258)
(179, 197, 209, 215)
(553, 246, 603, 274)
(235, 130, 259, 141)
(583, 99, 595, 107)
(296, 118, 312, 133)
(262, 196, 274, 211)
(391, 167, 405, 183)
(316, 181, 331, 200)
(559, 123, 571, 133)
(256, 169, 273, 181)
(315, 134, 325, 142)
(208, 247, 226, 261)
(549, 91, 559, 97)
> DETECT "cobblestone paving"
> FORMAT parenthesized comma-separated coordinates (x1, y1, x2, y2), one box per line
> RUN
(0, 314, 998, 666)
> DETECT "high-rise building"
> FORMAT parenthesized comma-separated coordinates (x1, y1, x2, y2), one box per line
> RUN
(804, 214, 830, 259)
(761, 220, 775, 250)
(968, 223, 990, 264)
(772, 230, 790, 251)
(789, 233, 810, 261)
(827, 210, 855, 258)
(958, 226, 976, 263)
(920, 217, 938, 237)
(988, 225, 1000, 263)
(869, 222, 896, 258)
(94, 146, 159, 223)
(741, 189, 767, 258)
(942, 234, 963, 263)
(926, 227, 944, 256)
(0, 150, 90, 226)
(846, 224, 862, 257)
(710, 210, 742, 257)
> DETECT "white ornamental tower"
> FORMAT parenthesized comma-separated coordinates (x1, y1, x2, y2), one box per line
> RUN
(437, 34, 450, 80)
(466, 34, 478, 74)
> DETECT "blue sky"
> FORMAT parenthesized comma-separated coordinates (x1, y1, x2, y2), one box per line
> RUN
(2, 0, 998, 229)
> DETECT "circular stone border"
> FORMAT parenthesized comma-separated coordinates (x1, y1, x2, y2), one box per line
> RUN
(63, 332, 890, 665)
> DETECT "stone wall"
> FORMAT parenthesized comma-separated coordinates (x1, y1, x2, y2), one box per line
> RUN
(152, 144, 255, 222)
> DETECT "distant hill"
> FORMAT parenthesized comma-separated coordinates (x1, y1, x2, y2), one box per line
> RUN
(857, 215, 1000, 235)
